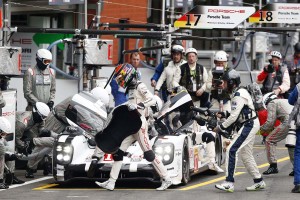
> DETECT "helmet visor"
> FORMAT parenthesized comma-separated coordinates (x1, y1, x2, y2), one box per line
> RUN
(42, 59, 52, 65)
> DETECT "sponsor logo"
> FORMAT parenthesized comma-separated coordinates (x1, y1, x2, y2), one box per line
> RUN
(208, 9, 245, 13)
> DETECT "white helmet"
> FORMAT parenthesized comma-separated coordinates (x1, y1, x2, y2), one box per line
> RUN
(185, 48, 197, 56)
(214, 50, 228, 61)
(171, 45, 185, 54)
(262, 92, 277, 109)
(34, 102, 51, 119)
(0, 117, 12, 134)
(91, 87, 109, 106)
(270, 51, 282, 59)
(153, 95, 163, 111)
(37, 49, 52, 61)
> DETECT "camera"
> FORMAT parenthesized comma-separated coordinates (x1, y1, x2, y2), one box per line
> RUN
(212, 67, 225, 88)
(266, 64, 274, 73)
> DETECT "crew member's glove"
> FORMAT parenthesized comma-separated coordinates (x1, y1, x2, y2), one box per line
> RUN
(47, 101, 54, 111)
(39, 129, 51, 137)
(127, 103, 137, 111)
(137, 102, 145, 110)
(5, 153, 19, 161)
(65, 126, 78, 133)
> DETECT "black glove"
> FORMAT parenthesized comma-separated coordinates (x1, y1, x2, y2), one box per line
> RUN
(264, 64, 274, 73)
(5, 153, 19, 161)
(47, 101, 54, 111)
(65, 126, 78, 133)
(137, 102, 145, 110)
(39, 129, 51, 137)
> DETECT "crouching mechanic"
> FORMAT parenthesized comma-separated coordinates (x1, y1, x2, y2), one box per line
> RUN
(15, 102, 50, 152)
(24, 87, 109, 178)
(0, 117, 24, 189)
(260, 92, 294, 175)
(213, 69, 266, 192)
(96, 63, 172, 191)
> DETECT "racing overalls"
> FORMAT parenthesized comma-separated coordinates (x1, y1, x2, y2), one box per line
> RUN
(260, 99, 293, 165)
(108, 81, 169, 180)
(217, 88, 262, 183)
(155, 59, 186, 93)
(23, 65, 56, 111)
(15, 111, 41, 150)
(288, 83, 300, 187)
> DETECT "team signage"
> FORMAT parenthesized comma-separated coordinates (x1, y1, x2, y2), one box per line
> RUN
(249, 3, 300, 23)
(49, 0, 84, 5)
(174, 6, 255, 29)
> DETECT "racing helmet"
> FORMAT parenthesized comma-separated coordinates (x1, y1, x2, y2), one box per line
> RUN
(262, 92, 277, 109)
(270, 51, 282, 59)
(36, 49, 52, 70)
(114, 63, 137, 88)
(223, 69, 241, 92)
(171, 45, 185, 54)
(34, 102, 51, 120)
(294, 42, 300, 53)
(0, 117, 12, 135)
(90, 87, 110, 106)
(214, 51, 228, 62)
(185, 47, 197, 56)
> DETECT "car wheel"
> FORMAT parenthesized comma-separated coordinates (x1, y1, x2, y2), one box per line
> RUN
(181, 139, 190, 185)
(215, 133, 223, 166)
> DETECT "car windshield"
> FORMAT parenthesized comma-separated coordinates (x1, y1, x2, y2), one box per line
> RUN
(155, 91, 194, 135)
(65, 104, 106, 136)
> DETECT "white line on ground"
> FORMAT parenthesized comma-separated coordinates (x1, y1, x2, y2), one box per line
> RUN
(67, 196, 89, 198)
(0, 176, 53, 192)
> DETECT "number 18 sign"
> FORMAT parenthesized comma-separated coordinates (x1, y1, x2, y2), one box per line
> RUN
(174, 6, 255, 29)
(249, 3, 300, 23)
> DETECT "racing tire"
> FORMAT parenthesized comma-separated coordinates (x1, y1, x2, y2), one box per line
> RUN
(181, 139, 190, 185)
(215, 133, 223, 166)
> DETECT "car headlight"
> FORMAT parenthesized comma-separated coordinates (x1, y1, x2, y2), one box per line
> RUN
(153, 143, 174, 165)
(54, 143, 73, 165)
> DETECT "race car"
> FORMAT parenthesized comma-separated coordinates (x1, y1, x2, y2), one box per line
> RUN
(53, 90, 224, 185)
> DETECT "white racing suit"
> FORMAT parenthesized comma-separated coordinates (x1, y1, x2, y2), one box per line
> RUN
(260, 99, 294, 165)
(108, 81, 169, 181)
(23, 65, 56, 111)
(155, 59, 186, 93)
(216, 88, 262, 183)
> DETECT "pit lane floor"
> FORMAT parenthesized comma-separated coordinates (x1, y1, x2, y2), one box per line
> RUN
(0, 136, 298, 200)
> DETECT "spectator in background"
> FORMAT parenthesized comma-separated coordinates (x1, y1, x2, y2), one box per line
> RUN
(285, 42, 300, 92)
(154, 45, 186, 97)
(256, 51, 290, 98)
(23, 49, 56, 111)
(179, 47, 209, 107)
(110, 52, 141, 106)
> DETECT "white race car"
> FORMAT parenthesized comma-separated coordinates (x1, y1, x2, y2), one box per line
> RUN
(53, 91, 224, 185)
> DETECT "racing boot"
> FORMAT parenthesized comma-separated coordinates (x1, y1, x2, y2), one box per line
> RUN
(12, 174, 25, 184)
(25, 168, 35, 178)
(156, 177, 172, 191)
(245, 180, 266, 191)
(95, 178, 116, 191)
(0, 179, 9, 189)
(87, 157, 99, 178)
(291, 185, 300, 193)
(263, 163, 278, 175)
(208, 162, 224, 173)
(215, 181, 234, 192)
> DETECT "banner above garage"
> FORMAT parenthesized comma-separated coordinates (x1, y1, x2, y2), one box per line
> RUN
(174, 5, 255, 29)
